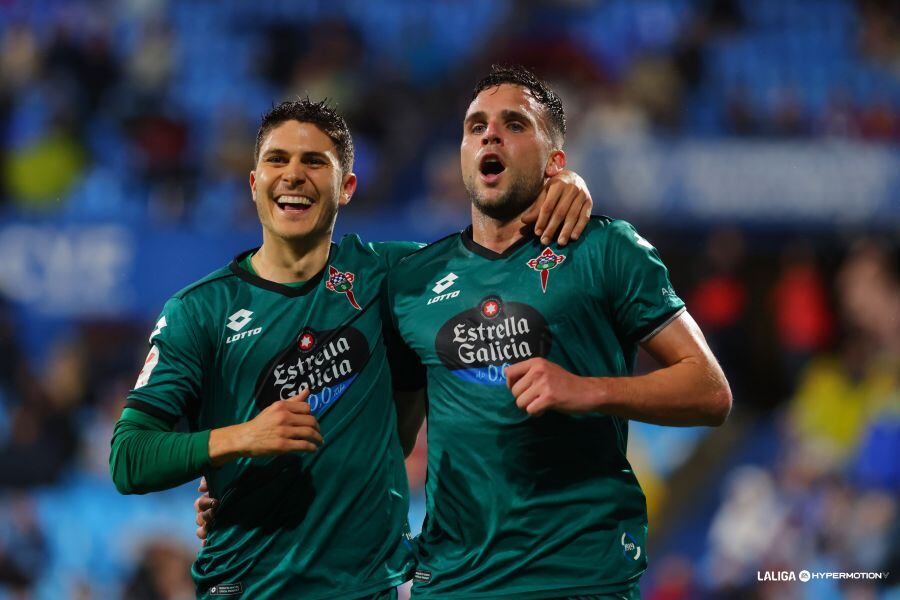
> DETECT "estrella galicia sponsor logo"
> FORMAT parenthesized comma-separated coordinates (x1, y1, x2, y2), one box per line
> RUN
(255, 326, 369, 415)
(621, 532, 641, 561)
(435, 296, 550, 385)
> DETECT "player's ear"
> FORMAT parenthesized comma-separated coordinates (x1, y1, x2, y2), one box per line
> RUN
(339, 172, 357, 207)
(544, 150, 566, 178)
(249, 170, 257, 202)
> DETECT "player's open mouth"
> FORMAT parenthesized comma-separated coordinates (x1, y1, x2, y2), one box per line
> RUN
(479, 154, 505, 183)
(275, 195, 314, 212)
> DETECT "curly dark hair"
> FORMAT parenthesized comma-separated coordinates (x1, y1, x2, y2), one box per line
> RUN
(254, 98, 354, 173)
(471, 64, 566, 146)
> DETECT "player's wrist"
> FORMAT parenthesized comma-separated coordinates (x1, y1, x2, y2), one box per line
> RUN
(208, 424, 247, 467)
(585, 377, 612, 412)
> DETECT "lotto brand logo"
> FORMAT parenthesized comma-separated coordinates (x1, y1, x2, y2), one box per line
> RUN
(427, 273, 461, 305)
(225, 309, 262, 344)
(432, 273, 458, 294)
(226, 309, 253, 332)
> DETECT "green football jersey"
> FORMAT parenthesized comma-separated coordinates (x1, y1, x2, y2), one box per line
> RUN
(388, 217, 685, 599)
(126, 235, 423, 600)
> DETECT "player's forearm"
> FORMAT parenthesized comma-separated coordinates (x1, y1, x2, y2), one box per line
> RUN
(109, 416, 211, 494)
(589, 359, 731, 426)
(207, 424, 250, 467)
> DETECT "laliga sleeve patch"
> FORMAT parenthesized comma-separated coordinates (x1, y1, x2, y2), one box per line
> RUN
(134, 345, 160, 389)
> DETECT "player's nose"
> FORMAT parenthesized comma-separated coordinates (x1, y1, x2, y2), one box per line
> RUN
(282, 157, 307, 186)
(481, 120, 502, 146)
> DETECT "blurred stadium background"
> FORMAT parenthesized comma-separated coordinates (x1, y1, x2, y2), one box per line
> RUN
(0, 0, 898, 598)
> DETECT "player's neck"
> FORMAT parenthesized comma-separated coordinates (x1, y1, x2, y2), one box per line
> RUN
(470, 204, 533, 254)
(253, 233, 331, 283)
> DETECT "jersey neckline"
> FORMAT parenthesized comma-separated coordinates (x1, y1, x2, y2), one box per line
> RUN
(459, 225, 536, 260)
(229, 245, 335, 297)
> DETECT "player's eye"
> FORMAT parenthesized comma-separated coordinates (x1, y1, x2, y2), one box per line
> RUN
(508, 122, 525, 132)
(267, 155, 287, 164)
(470, 123, 486, 134)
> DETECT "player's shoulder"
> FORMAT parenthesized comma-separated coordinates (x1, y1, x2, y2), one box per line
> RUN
(170, 263, 237, 303)
(392, 230, 459, 273)
(365, 239, 427, 268)
(577, 215, 651, 250)
(581, 214, 636, 238)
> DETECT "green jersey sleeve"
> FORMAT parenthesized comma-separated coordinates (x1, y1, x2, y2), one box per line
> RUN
(603, 220, 685, 342)
(109, 407, 210, 494)
(380, 246, 426, 392)
(126, 296, 205, 422)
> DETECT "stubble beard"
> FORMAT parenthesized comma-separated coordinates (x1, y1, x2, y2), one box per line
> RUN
(466, 169, 544, 223)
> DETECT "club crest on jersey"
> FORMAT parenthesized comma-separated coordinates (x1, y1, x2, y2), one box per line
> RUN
(527, 248, 566, 293)
(325, 265, 361, 310)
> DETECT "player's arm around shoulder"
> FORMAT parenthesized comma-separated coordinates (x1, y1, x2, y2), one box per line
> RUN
(380, 254, 427, 457)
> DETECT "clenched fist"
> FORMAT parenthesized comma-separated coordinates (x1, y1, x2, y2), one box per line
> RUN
(208, 388, 323, 466)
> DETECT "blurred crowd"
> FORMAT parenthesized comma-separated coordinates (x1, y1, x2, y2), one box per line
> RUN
(641, 235, 900, 599)
(1, 0, 899, 598)
(1, 0, 898, 228)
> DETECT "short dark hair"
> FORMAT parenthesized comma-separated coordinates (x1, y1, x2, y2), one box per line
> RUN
(471, 64, 566, 146)
(254, 98, 354, 173)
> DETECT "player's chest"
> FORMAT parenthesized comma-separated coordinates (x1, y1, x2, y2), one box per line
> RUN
(398, 248, 602, 360)
(212, 276, 383, 408)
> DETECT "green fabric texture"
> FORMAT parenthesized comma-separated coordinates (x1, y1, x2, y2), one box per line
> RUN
(109, 407, 210, 494)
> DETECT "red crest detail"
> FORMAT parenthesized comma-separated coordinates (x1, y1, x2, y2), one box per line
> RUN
(325, 265, 361, 310)
(526, 248, 566, 293)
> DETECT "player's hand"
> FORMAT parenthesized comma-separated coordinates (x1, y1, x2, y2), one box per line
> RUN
(521, 169, 593, 246)
(208, 389, 323, 465)
(506, 358, 598, 416)
(194, 477, 217, 546)
(239, 389, 323, 456)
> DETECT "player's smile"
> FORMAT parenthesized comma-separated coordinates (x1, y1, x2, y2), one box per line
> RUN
(274, 193, 315, 214)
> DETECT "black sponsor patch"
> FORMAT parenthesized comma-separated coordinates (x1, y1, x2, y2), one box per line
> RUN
(209, 582, 242, 596)
(435, 296, 550, 385)
(413, 570, 432, 583)
(254, 326, 370, 415)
